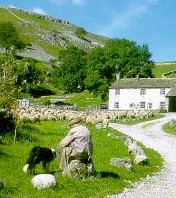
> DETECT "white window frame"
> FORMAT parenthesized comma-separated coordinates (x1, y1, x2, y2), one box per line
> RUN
(140, 88, 146, 95)
(160, 88, 165, 95)
(115, 89, 120, 95)
(114, 102, 119, 109)
(148, 103, 152, 109)
(160, 101, 165, 109)
(140, 102, 145, 109)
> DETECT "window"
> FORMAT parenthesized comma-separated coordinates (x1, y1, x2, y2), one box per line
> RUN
(140, 102, 145, 109)
(140, 88, 146, 95)
(148, 103, 152, 109)
(114, 102, 119, 109)
(160, 102, 165, 109)
(160, 88, 165, 95)
(115, 89, 120, 95)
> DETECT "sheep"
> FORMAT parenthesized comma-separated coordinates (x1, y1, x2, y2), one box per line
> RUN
(86, 115, 98, 125)
(102, 115, 110, 128)
(31, 174, 56, 190)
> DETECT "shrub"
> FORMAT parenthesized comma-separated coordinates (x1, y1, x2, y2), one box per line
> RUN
(27, 85, 55, 98)
(0, 110, 15, 135)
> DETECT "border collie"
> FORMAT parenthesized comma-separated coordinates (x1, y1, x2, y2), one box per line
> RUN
(23, 146, 56, 174)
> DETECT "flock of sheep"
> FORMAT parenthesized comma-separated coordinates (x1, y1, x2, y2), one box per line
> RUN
(15, 105, 156, 128)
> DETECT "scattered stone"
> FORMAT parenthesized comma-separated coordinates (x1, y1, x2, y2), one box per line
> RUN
(110, 157, 133, 171)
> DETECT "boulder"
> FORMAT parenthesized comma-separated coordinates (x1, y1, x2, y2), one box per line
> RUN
(31, 174, 56, 190)
(62, 160, 88, 179)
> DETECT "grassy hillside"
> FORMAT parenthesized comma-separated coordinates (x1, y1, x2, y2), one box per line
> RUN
(153, 63, 176, 78)
(0, 6, 108, 61)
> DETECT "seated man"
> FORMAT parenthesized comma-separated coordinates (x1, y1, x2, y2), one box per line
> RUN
(57, 117, 95, 177)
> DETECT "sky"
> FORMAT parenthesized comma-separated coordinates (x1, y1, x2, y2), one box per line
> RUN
(0, 0, 175, 62)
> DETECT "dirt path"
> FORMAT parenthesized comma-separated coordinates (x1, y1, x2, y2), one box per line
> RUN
(107, 113, 176, 198)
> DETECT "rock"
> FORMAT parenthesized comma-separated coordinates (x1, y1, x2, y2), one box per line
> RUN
(62, 160, 88, 179)
(110, 157, 133, 171)
(134, 155, 148, 165)
(31, 174, 56, 190)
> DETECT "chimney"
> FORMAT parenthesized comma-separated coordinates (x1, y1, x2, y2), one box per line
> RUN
(136, 74, 139, 81)
(116, 74, 120, 81)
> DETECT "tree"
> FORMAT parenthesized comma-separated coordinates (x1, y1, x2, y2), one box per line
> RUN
(0, 51, 20, 141)
(84, 38, 154, 101)
(16, 57, 44, 90)
(75, 27, 87, 38)
(84, 46, 115, 101)
(51, 45, 87, 93)
(0, 53, 19, 111)
(0, 22, 26, 54)
(104, 39, 154, 78)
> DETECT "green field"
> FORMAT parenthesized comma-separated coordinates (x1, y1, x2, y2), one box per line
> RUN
(1, 120, 163, 198)
(153, 63, 176, 78)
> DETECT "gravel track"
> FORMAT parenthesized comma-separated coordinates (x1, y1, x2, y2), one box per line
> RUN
(106, 113, 176, 198)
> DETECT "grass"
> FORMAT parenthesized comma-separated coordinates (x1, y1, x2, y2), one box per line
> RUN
(162, 123, 176, 136)
(153, 64, 176, 78)
(1, 120, 163, 198)
(29, 90, 103, 111)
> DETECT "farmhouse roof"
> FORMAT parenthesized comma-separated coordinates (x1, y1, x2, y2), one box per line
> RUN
(166, 87, 176, 97)
(109, 78, 176, 89)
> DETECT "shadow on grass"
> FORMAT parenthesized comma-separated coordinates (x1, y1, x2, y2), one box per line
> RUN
(0, 151, 11, 158)
(98, 171, 120, 179)
(0, 186, 16, 197)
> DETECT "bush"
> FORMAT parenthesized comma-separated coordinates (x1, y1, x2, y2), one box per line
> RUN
(0, 110, 15, 135)
(27, 85, 55, 98)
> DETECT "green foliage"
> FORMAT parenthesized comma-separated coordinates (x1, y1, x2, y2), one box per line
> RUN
(0, 110, 15, 135)
(0, 21, 26, 54)
(116, 113, 164, 125)
(16, 57, 44, 91)
(0, 120, 163, 198)
(104, 39, 154, 78)
(84, 38, 154, 101)
(75, 27, 87, 37)
(52, 45, 87, 93)
(27, 85, 55, 98)
(0, 54, 19, 111)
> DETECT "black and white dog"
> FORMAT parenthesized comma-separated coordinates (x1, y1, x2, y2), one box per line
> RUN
(23, 146, 56, 174)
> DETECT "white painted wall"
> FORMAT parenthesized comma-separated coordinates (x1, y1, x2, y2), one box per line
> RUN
(108, 88, 170, 110)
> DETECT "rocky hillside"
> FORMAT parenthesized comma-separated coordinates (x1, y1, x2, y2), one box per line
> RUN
(0, 6, 108, 62)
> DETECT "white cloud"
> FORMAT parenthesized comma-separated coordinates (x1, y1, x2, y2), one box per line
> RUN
(72, 0, 86, 6)
(31, 7, 47, 15)
(99, 0, 158, 37)
(9, 5, 17, 9)
(50, 0, 86, 6)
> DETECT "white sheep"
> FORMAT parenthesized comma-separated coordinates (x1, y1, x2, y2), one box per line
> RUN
(86, 115, 98, 125)
(31, 174, 56, 190)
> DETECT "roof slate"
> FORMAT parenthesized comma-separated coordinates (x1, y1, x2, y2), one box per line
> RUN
(109, 78, 176, 89)
(166, 87, 176, 97)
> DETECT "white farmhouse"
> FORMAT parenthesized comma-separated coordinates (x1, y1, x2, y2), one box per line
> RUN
(108, 77, 176, 112)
